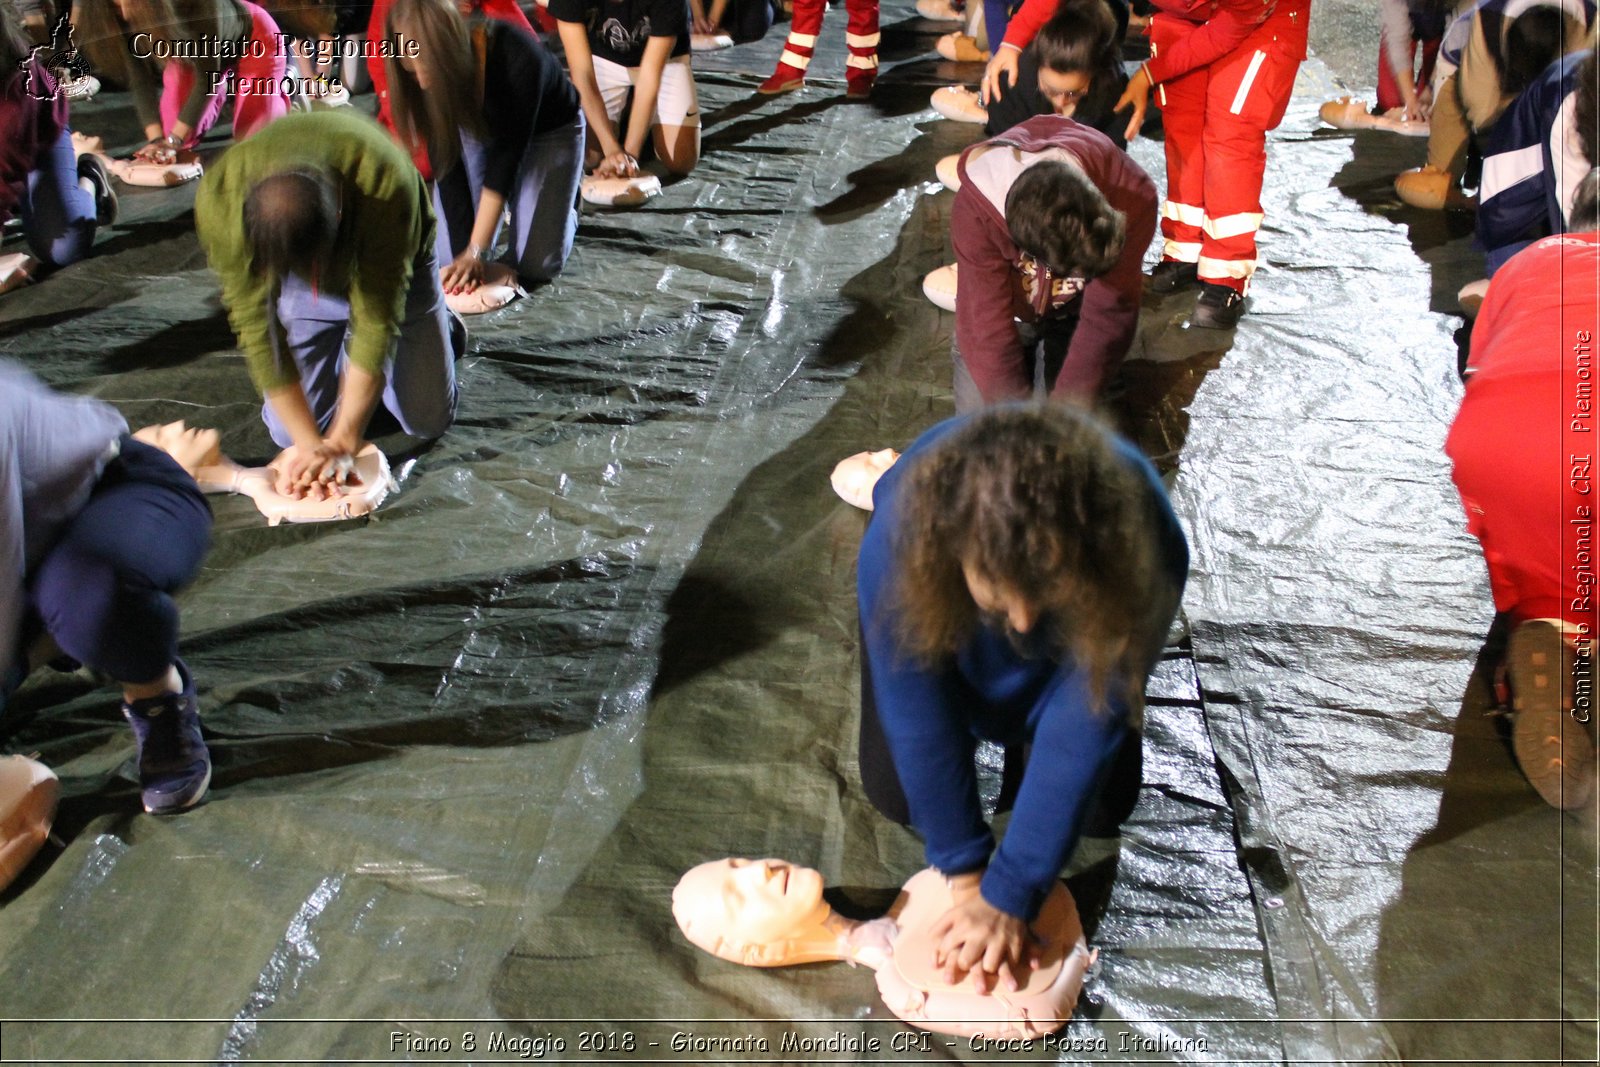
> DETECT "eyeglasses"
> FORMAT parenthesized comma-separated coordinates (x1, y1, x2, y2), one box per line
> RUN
(1045, 88, 1088, 102)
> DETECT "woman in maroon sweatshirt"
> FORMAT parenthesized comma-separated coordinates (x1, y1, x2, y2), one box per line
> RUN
(0, 5, 115, 272)
(950, 114, 1156, 411)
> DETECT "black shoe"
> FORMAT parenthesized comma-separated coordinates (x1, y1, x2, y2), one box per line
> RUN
(76, 152, 118, 227)
(1191, 283, 1245, 329)
(1146, 260, 1199, 294)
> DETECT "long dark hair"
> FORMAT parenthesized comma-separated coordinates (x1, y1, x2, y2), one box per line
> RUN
(1034, 0, 1119, 78)
(383, 0, 485, 176)
(885, 405, 1178, 713)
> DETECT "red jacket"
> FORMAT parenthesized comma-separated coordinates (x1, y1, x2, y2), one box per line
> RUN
(951, 116, 1157, 403)
(1141, 0, 1279, 84)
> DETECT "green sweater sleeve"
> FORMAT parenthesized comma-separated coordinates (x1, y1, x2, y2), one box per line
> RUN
(344, 174, 426, 377)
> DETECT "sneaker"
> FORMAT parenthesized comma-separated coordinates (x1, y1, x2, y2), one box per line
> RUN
(916, 0, 965, 20)
(76, 152, 118, 227)
(121, 659, 211, 814)
(1508, 620, 1596, 811)
(1146, 260, 1199, 294)
(1190, 282, 1245, 329)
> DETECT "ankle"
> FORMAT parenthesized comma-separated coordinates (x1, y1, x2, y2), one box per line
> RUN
(123, 665, 181, 704)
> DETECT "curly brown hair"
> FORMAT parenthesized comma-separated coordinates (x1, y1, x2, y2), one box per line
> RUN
(886, 404, 1177, 713)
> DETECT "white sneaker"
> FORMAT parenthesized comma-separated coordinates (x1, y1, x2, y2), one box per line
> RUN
(916, 0, 964, 21)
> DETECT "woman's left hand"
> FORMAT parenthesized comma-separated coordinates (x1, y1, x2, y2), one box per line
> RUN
(441, 248, 486, 295)
(928, 894, 1039, 995)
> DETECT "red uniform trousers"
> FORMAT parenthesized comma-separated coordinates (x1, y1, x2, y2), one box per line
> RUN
(766, 0, 879, 91)
(1446, 234, 1600, 634)
(1151, 1, 1309, 292)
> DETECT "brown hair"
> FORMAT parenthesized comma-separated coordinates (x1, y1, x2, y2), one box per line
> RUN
(1005, 160, 1126, 279)
(383, 0, 485, 175)
(1034, 0, 1118, 77)
(884, 404, 1177, 713)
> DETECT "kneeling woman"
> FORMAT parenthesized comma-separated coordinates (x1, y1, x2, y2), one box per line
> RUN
(386, 0, 586, 293)
(1, 363, 213, 815)
(1, 6, 116, 271)
(857, 404, 1187, 992)
(77, 0, 289, 161)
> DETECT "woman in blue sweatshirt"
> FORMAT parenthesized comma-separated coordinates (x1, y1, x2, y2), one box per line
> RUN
(856, 404, 1187, 993)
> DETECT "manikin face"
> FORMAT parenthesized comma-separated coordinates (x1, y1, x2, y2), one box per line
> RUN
(1037, 68, 1091, 118)
(132, 421, 222, 475)
(962, 561, 1039, 636)
(673, 858, 829, 951)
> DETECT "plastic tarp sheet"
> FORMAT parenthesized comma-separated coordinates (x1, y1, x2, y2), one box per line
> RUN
(1, 6, 1594, 1064)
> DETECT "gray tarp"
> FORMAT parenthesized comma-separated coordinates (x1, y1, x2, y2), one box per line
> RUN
(1, 6, 1594, 1064)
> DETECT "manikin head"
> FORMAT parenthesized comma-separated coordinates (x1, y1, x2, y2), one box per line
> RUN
(672, 858, 835, 966)
(830, 449, 900, 510)
(1032, 0, 1118, 118)
(132, 420, 222, 476)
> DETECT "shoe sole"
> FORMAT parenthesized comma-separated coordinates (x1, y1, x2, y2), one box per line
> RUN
(757, 79, 805, 95)
(1190, 299, 1244, 330)
(144, 762, 212, 815)
(1510, 620, 1596, 811)
(79, 157, 119, 227)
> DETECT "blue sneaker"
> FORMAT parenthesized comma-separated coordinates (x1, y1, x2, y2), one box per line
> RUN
(121, 660, 211, 814)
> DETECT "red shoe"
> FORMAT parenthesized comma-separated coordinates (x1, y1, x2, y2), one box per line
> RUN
(758, 63, 806, 95)
(846, 68, 876, 99)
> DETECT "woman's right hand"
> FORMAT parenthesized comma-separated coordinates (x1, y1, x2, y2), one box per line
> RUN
(596, 151, 640, 179)
(981, 46, 1020, 106)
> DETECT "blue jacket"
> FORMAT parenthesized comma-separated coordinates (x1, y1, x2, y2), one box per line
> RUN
(1478, 50, 1589, 274)
(856, 414, 1187, 921)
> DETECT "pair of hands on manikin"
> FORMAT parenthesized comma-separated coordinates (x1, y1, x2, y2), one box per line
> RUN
(266, 366, 380, 500)
(934, 870, 1041, 994)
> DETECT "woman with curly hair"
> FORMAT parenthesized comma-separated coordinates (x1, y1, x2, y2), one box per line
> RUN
(855, 403, 1187, 993)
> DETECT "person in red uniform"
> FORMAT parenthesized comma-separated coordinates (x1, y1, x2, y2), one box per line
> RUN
(1114, 0, 1310, 329)
(756, 0, 878, 98)
(1445, 171, 1600, 813)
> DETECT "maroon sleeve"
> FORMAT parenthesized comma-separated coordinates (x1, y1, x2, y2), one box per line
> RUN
(1053, 145, 1158, 399)
(952, 185, 1032, 404)
(0, 61, 66, 224)
(1144, 0, 1272, 84)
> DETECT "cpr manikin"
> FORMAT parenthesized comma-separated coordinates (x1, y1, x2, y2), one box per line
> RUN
(830, 449, 900, 511)
(0, 756, 59, 891)
(132, 421, 395, 526)
(672, 858, 1094, 1040)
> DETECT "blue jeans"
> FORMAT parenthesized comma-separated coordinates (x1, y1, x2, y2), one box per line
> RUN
(261, 244, 463, 447)
(20, 128, 97, 268)
(434, 114, 586, 287)
(26, 439, 212, 684)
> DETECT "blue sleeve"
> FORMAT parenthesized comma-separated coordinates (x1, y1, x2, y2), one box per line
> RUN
(858, 498, 996, 879)
(984, 0, 1012, 52)
(980, 669, 1128, 921)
